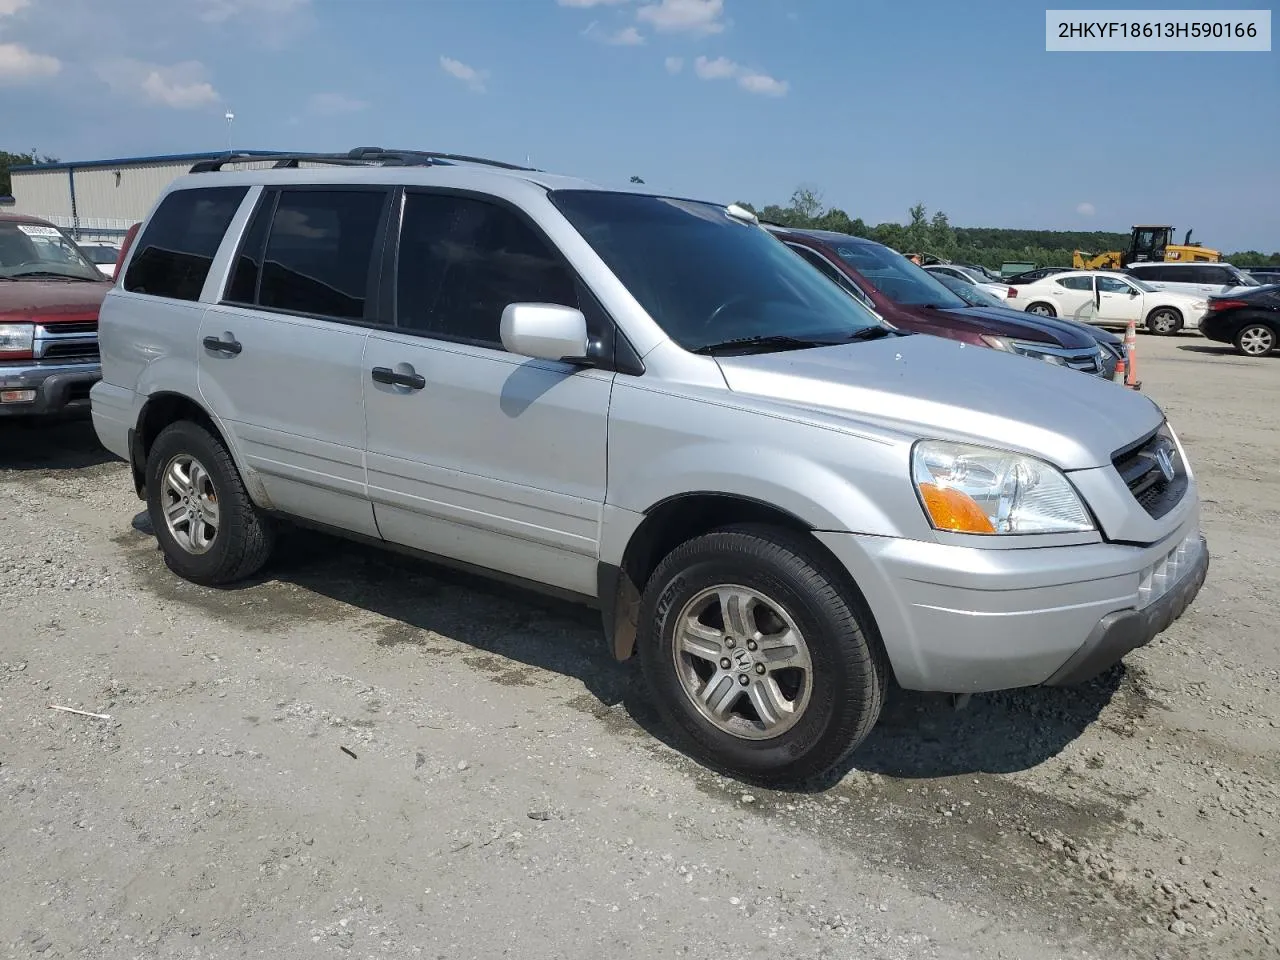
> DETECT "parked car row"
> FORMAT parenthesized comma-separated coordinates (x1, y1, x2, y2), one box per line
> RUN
(80, 148, 1209, 784)
(1006, 270, 1211, 335)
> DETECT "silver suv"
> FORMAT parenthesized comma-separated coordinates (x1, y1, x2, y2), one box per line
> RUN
(90, 149, 1209, 784)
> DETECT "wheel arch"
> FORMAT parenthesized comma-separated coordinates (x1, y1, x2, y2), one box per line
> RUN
(599, 492, 856, 662)
(129, 392, 264, 506)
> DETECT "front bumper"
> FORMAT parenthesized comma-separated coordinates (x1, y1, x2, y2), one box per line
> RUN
(816, 511, 1208, 693)
(0, 361, 101, 418)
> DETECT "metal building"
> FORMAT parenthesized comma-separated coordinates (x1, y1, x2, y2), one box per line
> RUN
(6, 152, 276, 242)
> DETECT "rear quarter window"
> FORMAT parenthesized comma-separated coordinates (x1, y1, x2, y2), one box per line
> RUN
(124, 186, 248, 301)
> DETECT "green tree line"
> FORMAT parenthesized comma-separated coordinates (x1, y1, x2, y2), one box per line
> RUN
(0, 149, 58, 197)
(734, 188, 1280, 270)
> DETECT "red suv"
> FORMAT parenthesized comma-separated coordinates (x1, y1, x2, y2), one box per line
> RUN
(767, 226, 1119, 380)
(0, 214, 112, 418)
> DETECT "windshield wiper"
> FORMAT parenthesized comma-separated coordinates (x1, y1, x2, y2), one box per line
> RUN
(9, 271, 94, 281)
(843, 326, 893, 342)
(693, 334, 835, 355)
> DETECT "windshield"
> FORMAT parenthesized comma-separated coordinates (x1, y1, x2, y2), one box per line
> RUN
(1127, 276, 1158, 292)
(829, 241, 968, 308)
(549, 191, 883, 351)
(932, 271, 1006, 308)
(0, 221, 103, 280)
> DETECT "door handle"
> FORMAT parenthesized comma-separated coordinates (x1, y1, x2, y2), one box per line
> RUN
(371, 366, 426, 390)
(202, 335, 242, 355)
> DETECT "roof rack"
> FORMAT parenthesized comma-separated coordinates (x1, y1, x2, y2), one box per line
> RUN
(189, 147, 537, 174)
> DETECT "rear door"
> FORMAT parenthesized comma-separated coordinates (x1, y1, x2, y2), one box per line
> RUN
(362, 189, 614, 596)
(1049, 275, 1097, 321)
(197, 186, 393, 536)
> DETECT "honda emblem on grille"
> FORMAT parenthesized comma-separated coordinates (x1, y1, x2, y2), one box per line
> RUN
(1141, 442, 1177, 483)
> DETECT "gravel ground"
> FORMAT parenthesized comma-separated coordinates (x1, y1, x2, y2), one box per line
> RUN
(1, 333, 1276, 960)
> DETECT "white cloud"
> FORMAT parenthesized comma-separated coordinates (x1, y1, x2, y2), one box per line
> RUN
(195, 0, 309, 22)
(0, 0, 31, 16)
(97, 58, 221, 109)
(440, 55, 487, 93)
(308, 92, 368, 115)
(693, 55, 788, 97)
(0, 42, 60, 82)
(1076, 201, 1096, 216)
(637, 0, 724, 35)
(604, 24, 644, 44)
(737, 70, 788, 97)
(664, 55, 683, 74)
(583, 21, 645, 45)
(693, 54, 737, 79)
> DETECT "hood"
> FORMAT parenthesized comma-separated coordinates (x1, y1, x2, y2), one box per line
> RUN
(0, 278, 112, 324)
(944, 306, 1098, 348)
(714, 332, 1163, 470)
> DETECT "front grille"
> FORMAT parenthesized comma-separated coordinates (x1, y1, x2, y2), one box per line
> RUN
(1062, 350, 1104, 375)
(1113, 427, 1188, 520)
(33, 322, 99, 363)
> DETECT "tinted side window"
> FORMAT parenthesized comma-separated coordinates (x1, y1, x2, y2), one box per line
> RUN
(1057, 276, 1093, 291)
(257, 190, 387, 320)
(124, 186, 248, 300)
(1198, 266, 1233, 284)
(1129, 265, 1159, 280)
(225, 192, 275, 304)
(396, 192, 577, 346)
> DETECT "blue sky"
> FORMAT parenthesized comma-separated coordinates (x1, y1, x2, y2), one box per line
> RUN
(1, 0, 1276, 249)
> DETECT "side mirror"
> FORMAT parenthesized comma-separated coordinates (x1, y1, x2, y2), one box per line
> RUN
(500, 303, 590, 363)
(1130, 288, 1139, 296)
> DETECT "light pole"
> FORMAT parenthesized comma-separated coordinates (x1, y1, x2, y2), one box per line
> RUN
(224, 111, 235, 151)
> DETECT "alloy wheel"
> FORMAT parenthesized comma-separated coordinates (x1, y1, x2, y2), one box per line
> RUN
(160, 454, 220, 555)
(672, 584, 813, 740)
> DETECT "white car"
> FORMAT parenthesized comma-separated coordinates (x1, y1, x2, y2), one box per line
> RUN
(77, 243, 122, 279)
(1125, 261, 1259, 299)
(923, 264, 1012, 301)
(1006, 270, 1207, 335)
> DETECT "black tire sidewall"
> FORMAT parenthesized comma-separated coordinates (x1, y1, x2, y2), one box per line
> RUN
(639, 534, 879, 782)
(146, 422, 244, 583)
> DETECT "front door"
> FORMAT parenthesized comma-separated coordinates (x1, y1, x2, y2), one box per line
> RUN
(198, 186, 393, 537)
(363, 190, 612, 596)
(1094, 275, 1145, 325)
(1050, 275, 1097, 322)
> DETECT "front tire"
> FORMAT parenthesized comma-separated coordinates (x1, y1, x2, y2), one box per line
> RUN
(1234, 323, 1277, 356)
(145, 420, 275, 586)
(637, 524, 888, 785)
(1026, 302, 1056, 317)
(1146, 308, 1182, 335)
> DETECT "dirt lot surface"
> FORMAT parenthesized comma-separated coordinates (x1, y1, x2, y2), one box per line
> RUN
(1, 334, 1276, 960)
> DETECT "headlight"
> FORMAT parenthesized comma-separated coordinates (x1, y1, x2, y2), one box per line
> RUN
(0, 322, 35, 359)
(980, 335, 1066, 366)
(912, 440, 1095, 535)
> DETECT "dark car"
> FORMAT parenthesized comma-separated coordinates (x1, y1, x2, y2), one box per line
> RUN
(931, 270, 1126, 380)
(1246, 267, 1280, 285)
(767, 227, 1113, 379)
(1199, 285, 1280, 356)
(0, 214, 111, 418)
(1006, 266, 1071, 285)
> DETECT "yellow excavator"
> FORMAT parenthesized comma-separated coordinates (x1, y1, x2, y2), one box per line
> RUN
(1073, 225, 1221, 270)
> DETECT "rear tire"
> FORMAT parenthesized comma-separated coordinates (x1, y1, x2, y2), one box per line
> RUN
(1026, 302, 1056, 317)
(637, 524, 888, 786)
(1234, 323, 1277, 356)
(145, 420, 275, 586)
(1145, 308, 1182, 335)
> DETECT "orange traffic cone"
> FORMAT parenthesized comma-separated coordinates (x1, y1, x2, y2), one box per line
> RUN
(1113, 354, 1127, 385)
(1123, 320, 1140, 389)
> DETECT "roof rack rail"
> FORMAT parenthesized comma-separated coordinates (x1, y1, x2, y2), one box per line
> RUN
(189, 147, 536, 174)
